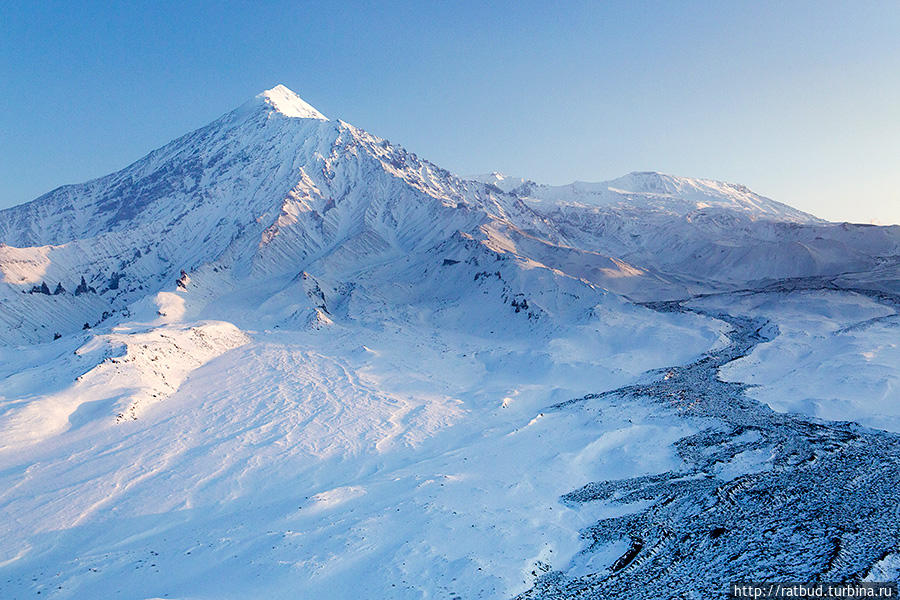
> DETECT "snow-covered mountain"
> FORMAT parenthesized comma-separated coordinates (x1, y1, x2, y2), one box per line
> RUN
(2, 86, 663, 345)
(472, 170, 900, 288)
(473, 170, 820, 223)
(3, 88, 898, 345)
(3, 86, 900, 599)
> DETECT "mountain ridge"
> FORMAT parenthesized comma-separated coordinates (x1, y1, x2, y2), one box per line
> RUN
(2, 85, 899, 347)
(470, 170, 821, 224)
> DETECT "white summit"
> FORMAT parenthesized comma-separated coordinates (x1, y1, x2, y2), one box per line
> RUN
(257, 83, 328, 120)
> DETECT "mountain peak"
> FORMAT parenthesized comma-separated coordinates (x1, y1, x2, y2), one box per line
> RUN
(257, 84, 327, 120)
(466, 172, 531, 193)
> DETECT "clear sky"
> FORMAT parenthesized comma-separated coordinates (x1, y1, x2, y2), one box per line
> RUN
(2, 1, 899, 223)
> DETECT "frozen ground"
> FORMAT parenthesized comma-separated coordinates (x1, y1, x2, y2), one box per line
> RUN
(0, 288, 722, 599)
(4, 283, 900, 599)
(707, 289, 900, 432)
(522, 291, 900, 598)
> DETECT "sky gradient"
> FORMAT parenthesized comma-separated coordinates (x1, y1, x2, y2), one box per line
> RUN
(2, 1, 899, 223)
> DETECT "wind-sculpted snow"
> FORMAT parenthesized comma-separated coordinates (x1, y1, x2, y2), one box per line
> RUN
(0, 295, 722, 598)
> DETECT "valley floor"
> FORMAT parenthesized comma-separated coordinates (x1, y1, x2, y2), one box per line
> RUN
(2, 281, 899, 599)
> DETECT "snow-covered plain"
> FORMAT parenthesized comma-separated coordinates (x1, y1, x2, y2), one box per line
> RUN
(703, 290, 900, 432)
(2, 86, 900, 598)
(1, 286, 719, 598)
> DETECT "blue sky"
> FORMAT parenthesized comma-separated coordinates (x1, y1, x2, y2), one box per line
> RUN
(2, 1, 899, 223)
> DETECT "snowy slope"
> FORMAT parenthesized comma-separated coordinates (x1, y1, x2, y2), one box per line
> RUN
(3, 86, 900, 599)
(517, 171, 821, 223)
(479, 171, 900, 288)
(0, 87, 569, 343)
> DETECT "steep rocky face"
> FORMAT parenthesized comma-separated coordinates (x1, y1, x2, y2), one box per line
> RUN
(0, 87, 572, 343)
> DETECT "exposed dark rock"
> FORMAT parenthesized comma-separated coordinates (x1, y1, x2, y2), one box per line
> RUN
(74, 276, 92, 295)
(107, 272, 122, 291)
(29, 281, 51, 295)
